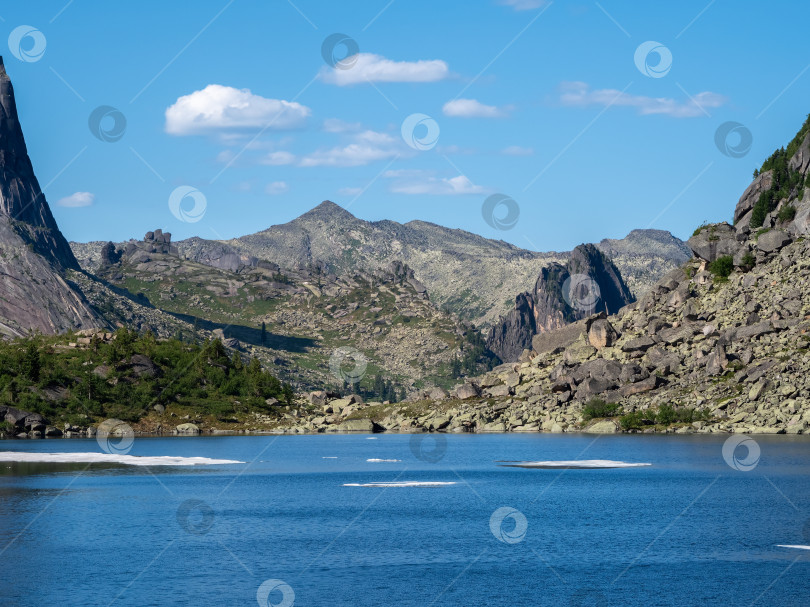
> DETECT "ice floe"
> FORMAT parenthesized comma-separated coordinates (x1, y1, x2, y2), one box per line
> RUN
(776, 545, 810, 550)
(497, 459, 651, 469)
(366, 458, 402, 462)
(0, 452, 243, 466)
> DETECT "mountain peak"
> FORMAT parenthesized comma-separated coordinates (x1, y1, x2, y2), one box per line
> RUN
(299, 200, 358, 222)
(0, 58, 78, 270)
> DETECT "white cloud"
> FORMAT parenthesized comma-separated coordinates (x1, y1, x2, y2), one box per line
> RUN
(502, 145, 533, 156)
(265, 181, 289, 195)
(260, 151, 296, 166)
(165, 84, 311, 135)
(299, 130, 401, 167)
(322, 118, 363, 133)
(57, 192, 94, 207)
(339, 187, 364, 196)
(499, 0, 548, 10)
(319, 53, 450, 86)
(386, 171, 489, 195)
(558, 81, 727, 118)
(443, 98, 507, 118)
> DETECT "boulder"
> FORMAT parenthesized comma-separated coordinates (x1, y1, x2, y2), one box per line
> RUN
(428, 387, 449, 400)
(175, 423, 200, 435)
(621, 336, 656, 352)
(619, 375, 662, 397)
(455, 384, 480, 400)
(309, 391, 328, 406)
(532, 321, 586, 355)
(584, 420, 619, 434)
(588, 318, 619, 349)
(486, 384, 511, 397)
(734, 171, 773, 225)
(687, 223, 741, 262)
(337, 418, 376, 432)
(756, 229, 792, 253)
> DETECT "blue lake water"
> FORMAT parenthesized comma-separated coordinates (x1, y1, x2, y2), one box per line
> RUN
(1, 433, 809, 606)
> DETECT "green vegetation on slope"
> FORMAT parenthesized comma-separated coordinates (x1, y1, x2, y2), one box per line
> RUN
(749, 114, 810, 228)
(0, 328, 293, 427)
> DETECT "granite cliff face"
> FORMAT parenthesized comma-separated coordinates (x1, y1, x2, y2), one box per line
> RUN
(486, 244, 635, 362)
(0, 56, 99, 336)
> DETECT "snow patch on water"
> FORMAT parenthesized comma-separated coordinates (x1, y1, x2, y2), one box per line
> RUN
(776, 545, 810, 550)
(497, 460, 651, 469)
(0, 452, 243, 466)
(343, 481, 456, 488)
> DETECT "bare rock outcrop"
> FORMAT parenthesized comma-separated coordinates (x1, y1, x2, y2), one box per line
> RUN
(486, 244, 634, 362)
(0, 56, 100, 336)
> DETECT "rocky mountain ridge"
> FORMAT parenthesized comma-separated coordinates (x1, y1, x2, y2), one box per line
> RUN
(485, 243, 635, 362)
(72, 203, 690, 329)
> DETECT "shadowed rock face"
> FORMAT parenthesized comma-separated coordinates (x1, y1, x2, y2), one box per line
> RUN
(0, 56, 99, 336)
(486, 244, 635, 362)
(0, 57, 78, 271)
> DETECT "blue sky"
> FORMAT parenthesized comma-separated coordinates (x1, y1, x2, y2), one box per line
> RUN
(3, 0, 809, 250)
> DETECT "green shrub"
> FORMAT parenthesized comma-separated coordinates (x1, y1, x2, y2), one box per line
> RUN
(778, 204, 797, 223)
(620, 411, 645, 430)
(582, 398, 621, 420)
(741, 252, 756, 268)
(708, 256, 734, 279)
(692, 221, 709, 237)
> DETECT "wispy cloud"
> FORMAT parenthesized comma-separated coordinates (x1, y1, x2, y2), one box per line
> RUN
(558, 81, 727, 118)
(443, 98, 507, 118)
(260, 151, 296, 166)
(165, 84, 311, 135)
(319, 53, 450, 86)
(385, 170, 490, 195)
(265, 181, 289, 195)
(499, 0, 549, 11)
(501, 145, 533, 156)
(299, 130, 401, 167)
(57, 191, 94, 207)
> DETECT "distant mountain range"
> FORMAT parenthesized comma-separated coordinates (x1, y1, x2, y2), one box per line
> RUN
(73, 202, 690, 328)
